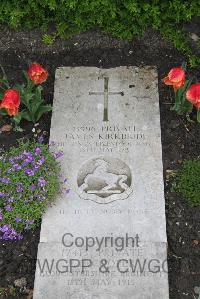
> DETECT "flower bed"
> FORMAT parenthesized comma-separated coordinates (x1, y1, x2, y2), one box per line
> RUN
(0, 140, 62, 240)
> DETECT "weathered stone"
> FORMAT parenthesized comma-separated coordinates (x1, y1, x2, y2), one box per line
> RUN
(33, 67, 169, 299)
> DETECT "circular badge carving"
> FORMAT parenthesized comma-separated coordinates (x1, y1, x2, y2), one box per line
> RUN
(77, 157, 132, 204)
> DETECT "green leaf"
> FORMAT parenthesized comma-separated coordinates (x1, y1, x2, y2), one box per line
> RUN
(172, 80, 193, 115)
(0, 108, 8, 116)
(13, 125, 24, 132)
(13, 113, 22, 125)
(183, 79, 192, 93)
(0, 78, 10, 89)
(181, 61, 187, 71)
(20, 111, 33, 122)
(23, 71, 34, 92)
(23, 93, 34, 111)
(31, 99, 44, 115)
(35, 105, 52, 122)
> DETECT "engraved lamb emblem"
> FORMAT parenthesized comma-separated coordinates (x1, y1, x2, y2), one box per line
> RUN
(77, 157, 133, 204)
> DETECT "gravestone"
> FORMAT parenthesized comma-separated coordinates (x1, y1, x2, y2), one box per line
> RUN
(33, 67, 169, 299)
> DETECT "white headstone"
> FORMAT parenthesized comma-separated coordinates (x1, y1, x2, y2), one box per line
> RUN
(33, 67, 169, 299)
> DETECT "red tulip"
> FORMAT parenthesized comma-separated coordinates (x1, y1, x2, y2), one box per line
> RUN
(28, 63, 48, 85)
(186, 83, 200, 109)
(163, 67, 185, 92)
(0, 89, 20, 116)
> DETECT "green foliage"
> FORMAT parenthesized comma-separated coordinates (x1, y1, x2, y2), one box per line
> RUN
(14, 72, 52, 124)
(172, 160, 200, 207)
(163, 63, 200, 123)
(0, 286, 16, 297)
(0, 141, 62, 238)
(0, 0, 199, 66)
(172, 79, 193, 115)
(0, 67, 51, 124)
(42, 33, 56, 45)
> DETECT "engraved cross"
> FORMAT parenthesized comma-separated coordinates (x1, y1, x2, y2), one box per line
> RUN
(89, 77, 124, 121)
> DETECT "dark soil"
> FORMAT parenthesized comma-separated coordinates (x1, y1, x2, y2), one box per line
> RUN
(0, 21, 200, 299)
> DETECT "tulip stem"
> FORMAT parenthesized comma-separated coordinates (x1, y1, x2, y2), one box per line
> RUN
(0, 65, 10, 88)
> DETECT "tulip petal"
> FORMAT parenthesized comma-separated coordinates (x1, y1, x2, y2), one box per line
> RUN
(162, 76, 172, 85)
(186, 83, 200, 108)
(0, 89, 20, 116)
(28, 63, 48, 85)
(168, 67, 185, 83)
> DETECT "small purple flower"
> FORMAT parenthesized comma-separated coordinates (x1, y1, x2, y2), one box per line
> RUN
(9, 158, 14, 164)
(23, 151, 33, 157)
(42, 188, 48, 193)
(13, 164, 22, 171)
(38, 195, 45, 201)
(0, 177, 11, 184)
(16, 186, 24, 193)
(29, 195, 34, 200)
(54, 151, 64, 159)
(0, 192, 8, 198)
(15, 155, 23, 160)
(25, 156, 34, 163)
(29, 185, 36, 191)
(34, 156, 45, 170)
(34, 164, 39, 170)
(24, 168, 35, 176)
(5, 205, 13, 212)
(38, 156, 46, 165)
(0, 224, 11, 233)
(7, 197, 14, 203)
(15, 217, 22, 223)
(38, 177, 47, 187)
(6, 168, 12, 173)
(21, 161, 28, 167)
(38, 134, 44, 143)
(35, 147, 41, 155)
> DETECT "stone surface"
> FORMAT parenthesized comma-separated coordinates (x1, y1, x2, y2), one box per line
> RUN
(33, 67, 169, 299)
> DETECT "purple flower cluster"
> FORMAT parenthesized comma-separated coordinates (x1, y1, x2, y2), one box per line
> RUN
(0, 177, 11, 184)
(35, 147, 41, 155)
(0, 142, 63, 241)
(38, 177, 47, 187)
(4, 149, 46, 178)
(0, 224, 23, 240)
(0, 192, 8, 198)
